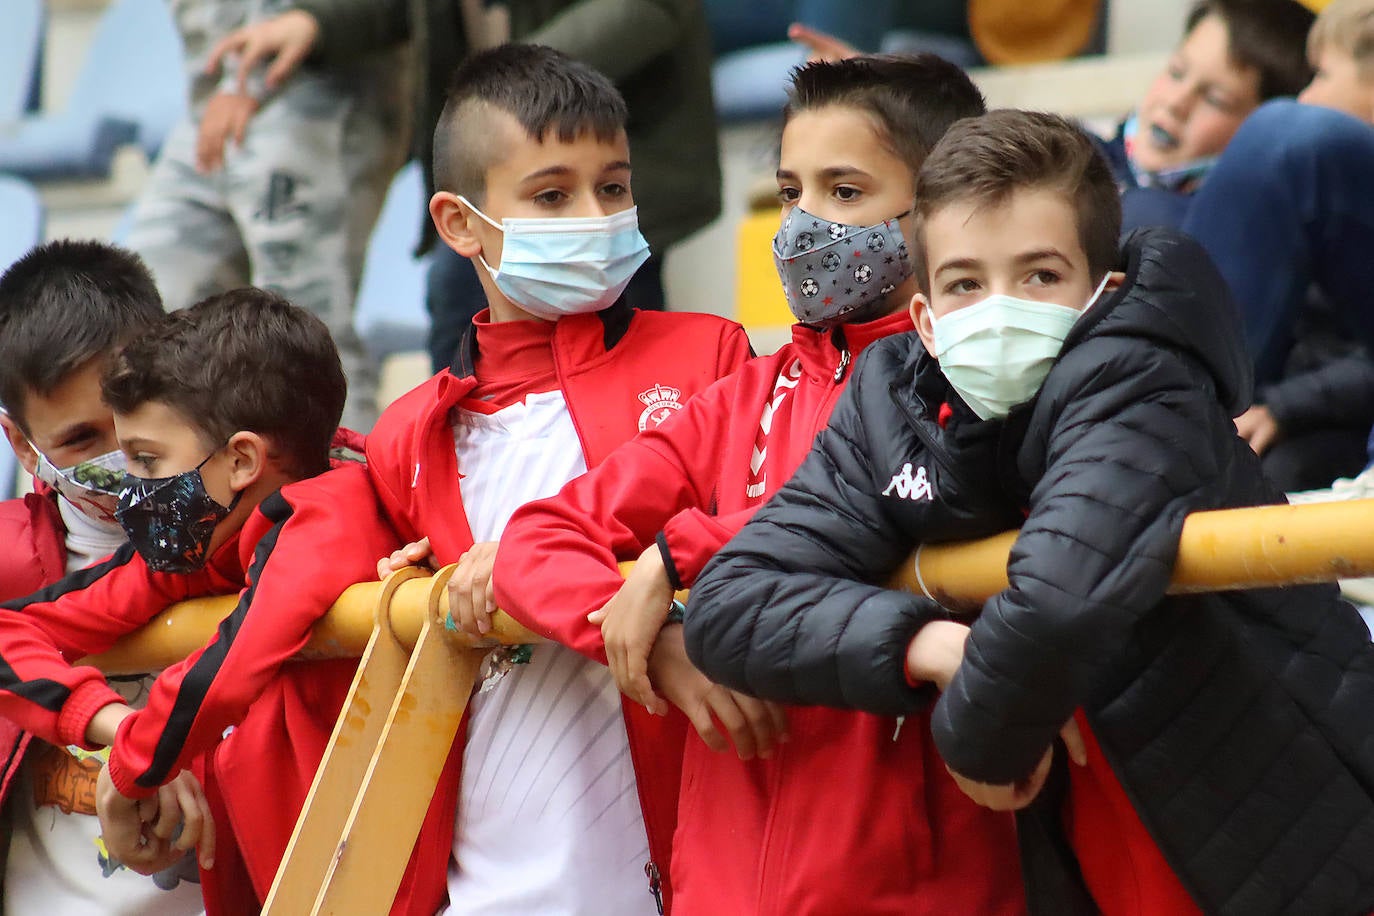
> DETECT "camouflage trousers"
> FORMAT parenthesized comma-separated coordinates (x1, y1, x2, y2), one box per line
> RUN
(126, 70, 407, 431)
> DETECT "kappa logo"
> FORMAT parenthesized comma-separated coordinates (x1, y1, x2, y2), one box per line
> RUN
(882, 463, 933, 501)
(637, 383, 684, 431)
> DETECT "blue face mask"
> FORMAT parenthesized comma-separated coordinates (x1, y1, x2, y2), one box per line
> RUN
(1123, 114, 1219, 192)
(459, 198, 652, 320)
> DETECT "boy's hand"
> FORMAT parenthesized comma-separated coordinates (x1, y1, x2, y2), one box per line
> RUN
(376, 537, 435, 580)
(1235, 404, 1280, 456)
(945, 717, 1088, 811)
(588, 544, 674, 715)
(205, 10, 320, 93)
(196, 93, 259, 174)
(905, 620, 972, 691)
(788, 23, 861, 63)
(448, 542, 499, 637)
(97, 767, 215, 874)
(646, 625, 789, 760)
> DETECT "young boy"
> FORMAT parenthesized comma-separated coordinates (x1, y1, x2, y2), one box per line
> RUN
(0, 241, 205, 915)
(686, 110, 1374, 915)
(1300, 0, 1374, 118)
(1101, 0, 1374, 495)
(492, 57, 1025, 914)
(0, 288, 400, 914)
(364, 44, 751, 913)
(1102, 0, 1314, 219)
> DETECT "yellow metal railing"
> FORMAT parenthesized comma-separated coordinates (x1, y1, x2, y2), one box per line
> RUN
(76, 497, 1374, 913)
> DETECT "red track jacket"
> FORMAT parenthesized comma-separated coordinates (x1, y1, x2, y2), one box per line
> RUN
(495, 310, 1026, 915)
(0, 484, 66, 812)
(364, 304, 751, 914)
(0, 463, 399, 913)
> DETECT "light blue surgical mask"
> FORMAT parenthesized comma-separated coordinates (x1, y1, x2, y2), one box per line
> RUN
(933, 274, 1111, 420)
(459, 197, 651, 320)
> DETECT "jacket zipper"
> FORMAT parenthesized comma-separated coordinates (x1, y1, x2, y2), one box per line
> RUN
(831, 326, 852, 383)
(645, 861, 664, 915)
(889, 384, 960, 478)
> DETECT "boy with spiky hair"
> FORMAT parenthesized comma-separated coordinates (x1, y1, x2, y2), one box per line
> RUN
(689, 109, 1374, 915)
(367, 43, 751, 913)
(0, 288, 400, 914)
(492, 56, 1026, 914)
(0, 240, 206, 915)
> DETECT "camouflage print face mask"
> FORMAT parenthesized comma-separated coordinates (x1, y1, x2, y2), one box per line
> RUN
(32, 448, 128, 524)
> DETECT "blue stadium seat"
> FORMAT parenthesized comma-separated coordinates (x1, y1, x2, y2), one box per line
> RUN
(0, 0, 45, 125)
(354, 161, 432, 360)
(0, 173, 43, 500)
(0, 0, 186, 180)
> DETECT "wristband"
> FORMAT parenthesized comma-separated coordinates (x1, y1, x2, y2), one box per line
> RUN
(665, 599, 686, 625)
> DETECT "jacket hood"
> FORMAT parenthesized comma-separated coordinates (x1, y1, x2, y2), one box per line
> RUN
(1066, 226, 1253, 417)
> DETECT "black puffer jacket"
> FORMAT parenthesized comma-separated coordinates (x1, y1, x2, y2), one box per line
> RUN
(686, 228, 1374, 915)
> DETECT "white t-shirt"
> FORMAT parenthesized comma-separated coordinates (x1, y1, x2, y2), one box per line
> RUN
(443, 391, 653, 915)
(3, 496, 204, 916)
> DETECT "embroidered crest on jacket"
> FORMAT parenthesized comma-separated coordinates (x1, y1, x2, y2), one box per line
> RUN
(637, 383, 684, 431)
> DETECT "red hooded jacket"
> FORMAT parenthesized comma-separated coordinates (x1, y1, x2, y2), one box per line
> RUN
(0, 484, 65, 811)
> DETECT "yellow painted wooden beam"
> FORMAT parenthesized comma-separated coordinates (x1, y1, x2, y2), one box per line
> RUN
(81, 498, 1374, 675)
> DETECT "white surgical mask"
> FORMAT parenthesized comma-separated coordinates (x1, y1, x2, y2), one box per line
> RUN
(459, 197, 651, 320)
(933, 274, 1111, 420)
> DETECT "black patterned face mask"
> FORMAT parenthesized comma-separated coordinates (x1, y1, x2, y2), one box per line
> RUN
(772, 205, 914, 326)
(114, 451, 241, 573)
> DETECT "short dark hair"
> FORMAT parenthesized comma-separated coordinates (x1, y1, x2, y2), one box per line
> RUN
(432, 44, 628, 200)
(1186, 0, 1316, 100)
(914, 110, 1123, 293)
(783, 54, 988, 183)
(101, 288, 345, 479)
(0, 240, 162, 430)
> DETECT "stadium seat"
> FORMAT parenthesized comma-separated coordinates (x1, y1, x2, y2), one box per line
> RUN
(354, 161, 432, 360)
(0, 0, 185, 180)
(0, 173, 43, 500)
(0, 0, 44, 125)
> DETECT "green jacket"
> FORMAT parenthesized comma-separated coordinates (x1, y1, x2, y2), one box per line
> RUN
(295, 0, 722, 255)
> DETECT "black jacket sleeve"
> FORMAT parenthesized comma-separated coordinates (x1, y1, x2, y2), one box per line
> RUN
(684, 351, 945, 717)
(1260, 351, 1374, 433)
(932, 339, 1229, 784)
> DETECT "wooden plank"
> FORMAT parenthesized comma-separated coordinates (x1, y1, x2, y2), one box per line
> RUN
(262, 567, 425, 914)
(310, 565, 489, 914)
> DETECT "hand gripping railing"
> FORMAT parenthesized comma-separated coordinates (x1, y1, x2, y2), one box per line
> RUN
(77, 498, 1374, 913)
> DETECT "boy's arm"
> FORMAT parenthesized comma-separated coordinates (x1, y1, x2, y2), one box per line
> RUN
(1257, 351, 1374, 437)
(683, 356, 947, 717)
(0, 547, 184, 748)
(494, 377, 739, 661)
(932, 344, 1225, 785)
(528, 0, 694, 83)
(106, 467, 397, 798)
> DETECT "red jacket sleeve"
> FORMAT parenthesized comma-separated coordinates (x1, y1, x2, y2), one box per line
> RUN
(0, 547, 191, 749)
(494, 376, 740, 662)
(107, 466, 398, 798)
(658, 506, 760, 589)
